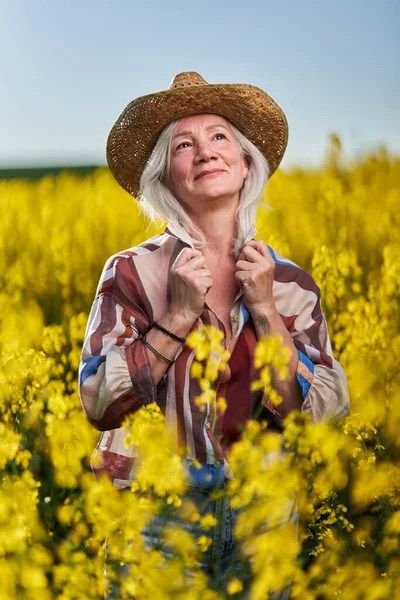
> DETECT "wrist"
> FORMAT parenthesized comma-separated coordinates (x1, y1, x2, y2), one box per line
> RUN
(163, 310, 198, 338)
(248, 302, 277, 319)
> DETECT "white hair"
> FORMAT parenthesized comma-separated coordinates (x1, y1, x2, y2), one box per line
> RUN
(138, 116, 270, 256)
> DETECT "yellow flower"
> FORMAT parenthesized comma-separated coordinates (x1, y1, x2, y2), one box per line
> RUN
(200, 514, 217, 529)
(197, 536, 213, 552)
(191, 361, 203, 378)
(2, 149, 400, 600)
(216, 397, 227, 414)
(20, 565, 48, 589)
(0, 424, 21, 468)
(164, 524, 199, 566)
(227, 578, 244, 595)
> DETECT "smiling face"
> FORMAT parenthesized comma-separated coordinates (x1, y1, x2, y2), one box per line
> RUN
(164, 114, 249, 216)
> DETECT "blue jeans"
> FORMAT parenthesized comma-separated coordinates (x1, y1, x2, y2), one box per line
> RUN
(104, 467, 294, 599)
(104, 481, 243, 598)
(143, 484, 237, 576)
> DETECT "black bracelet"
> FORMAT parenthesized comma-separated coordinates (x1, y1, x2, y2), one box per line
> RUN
(151, 321, 186, 343)
(140, 335, 175, 365)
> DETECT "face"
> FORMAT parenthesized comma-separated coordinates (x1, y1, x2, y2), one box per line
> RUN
(164, 114, 249, 215)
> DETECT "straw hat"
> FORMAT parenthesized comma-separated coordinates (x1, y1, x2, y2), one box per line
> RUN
(106, 71, 288, 198)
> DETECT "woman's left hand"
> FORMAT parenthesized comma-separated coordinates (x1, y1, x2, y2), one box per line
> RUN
(235, 240, 276, 313)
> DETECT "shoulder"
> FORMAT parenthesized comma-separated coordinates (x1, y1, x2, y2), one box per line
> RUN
(96, 232, 171, 296)
(267, 244, 321, 297)
(106, 232, 169, 268)
(266, 245, 324, 329)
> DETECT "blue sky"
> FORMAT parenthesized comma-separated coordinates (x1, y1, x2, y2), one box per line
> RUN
(1, 0, 399, 169)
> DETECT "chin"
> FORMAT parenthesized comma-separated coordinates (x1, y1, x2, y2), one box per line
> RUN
(209, 192, 240, 203)
(201, 185, 239, 198)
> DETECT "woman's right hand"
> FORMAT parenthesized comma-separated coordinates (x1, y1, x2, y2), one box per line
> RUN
(168, 248, 213, 324)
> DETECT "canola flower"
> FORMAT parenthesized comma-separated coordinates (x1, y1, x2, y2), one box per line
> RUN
(187, 325, 230, 415)
(0, 140, 399, 598)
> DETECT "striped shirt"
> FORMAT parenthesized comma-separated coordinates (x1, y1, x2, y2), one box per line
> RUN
(79, 224, 350, 489)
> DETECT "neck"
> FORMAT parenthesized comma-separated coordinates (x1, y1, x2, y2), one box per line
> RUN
(190, 201, 238, 256)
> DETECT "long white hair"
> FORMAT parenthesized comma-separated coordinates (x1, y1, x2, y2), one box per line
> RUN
(139, 117, 269, 256)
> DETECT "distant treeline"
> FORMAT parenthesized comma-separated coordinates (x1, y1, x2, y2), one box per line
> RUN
(0, 165, 104, 181)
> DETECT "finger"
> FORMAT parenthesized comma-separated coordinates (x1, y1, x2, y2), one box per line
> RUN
(195, 274, 213, 294)
(242, 242, 274, 266)
(235, 277, 252, 292)
(244, 240, 273, 260)
(235, 260, 254, 271)
(201, 277, 213, 291)
(235, 271, 254, 286)
(185, 254, 206, 270)
(192, 268, 212, 281)
(173, 248, 203, 268)
(183, 268, 212, 287)
(174, 253, 206, 273)
(240, 244, 264, 263)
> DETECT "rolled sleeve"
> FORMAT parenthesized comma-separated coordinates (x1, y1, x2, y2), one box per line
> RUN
(289, 280, 350, 425)
(292, 324, 350, 425)
(79, 254, 157, 432)
(295, 349, 315, 399)
(301, 358, 350, 425)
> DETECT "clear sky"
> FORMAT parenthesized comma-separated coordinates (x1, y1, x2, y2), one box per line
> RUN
(1, 0, 399, 169)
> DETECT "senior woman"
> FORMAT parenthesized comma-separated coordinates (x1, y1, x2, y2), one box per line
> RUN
(79, 72, 350, 593)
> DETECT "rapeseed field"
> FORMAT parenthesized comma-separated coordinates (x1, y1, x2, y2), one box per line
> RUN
(1, 142, 399, 599)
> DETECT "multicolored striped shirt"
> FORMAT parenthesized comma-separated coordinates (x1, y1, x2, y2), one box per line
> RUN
(79, 224, 350, 489)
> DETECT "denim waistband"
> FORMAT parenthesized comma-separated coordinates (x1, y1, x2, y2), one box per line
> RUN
(185, 460, 225, 489)
(120, 460, 226, 493)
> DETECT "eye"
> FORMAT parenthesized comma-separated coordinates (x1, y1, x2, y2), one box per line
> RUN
(175, 141, 192, 151)
(214, 133, 227, 140)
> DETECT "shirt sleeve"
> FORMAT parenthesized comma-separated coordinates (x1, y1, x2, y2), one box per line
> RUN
(78, 255, 157, 431)
(291, 292, 350, 425)
(260, 254, 350, 427)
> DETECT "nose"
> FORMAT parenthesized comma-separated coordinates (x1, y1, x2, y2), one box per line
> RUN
(193, 138, 218, 164)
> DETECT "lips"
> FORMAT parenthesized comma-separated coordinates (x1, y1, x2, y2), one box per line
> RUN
(194, 169, 225, 180)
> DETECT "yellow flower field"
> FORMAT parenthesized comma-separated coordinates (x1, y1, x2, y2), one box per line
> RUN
(0, 141, 399, 599)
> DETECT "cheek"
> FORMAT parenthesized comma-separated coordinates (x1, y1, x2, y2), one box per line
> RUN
(168, 159, 191, 189)
(232, 155, 248, 180)
(166, 167, 182, 192)
(227, 148, 246, 169)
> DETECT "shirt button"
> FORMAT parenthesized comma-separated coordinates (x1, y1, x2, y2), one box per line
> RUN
(205, 421, 211, 429)
(233, 314, 240, 322)
(213, 460, 221, 467)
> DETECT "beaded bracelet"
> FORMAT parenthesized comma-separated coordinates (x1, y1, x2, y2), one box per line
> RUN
(151, 321, 186, 343)
(139, 335, 175, 365)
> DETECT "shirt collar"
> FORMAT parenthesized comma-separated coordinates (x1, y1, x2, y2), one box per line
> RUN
(164, 222, 257, 247)
(244, 225, 257, 243)
(164, 222, 192, 245)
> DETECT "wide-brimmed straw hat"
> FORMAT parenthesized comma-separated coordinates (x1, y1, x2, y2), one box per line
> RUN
(106, 71, 288, 198)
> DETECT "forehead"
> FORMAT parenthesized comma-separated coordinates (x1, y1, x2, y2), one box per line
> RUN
(175, 113, 232, 131)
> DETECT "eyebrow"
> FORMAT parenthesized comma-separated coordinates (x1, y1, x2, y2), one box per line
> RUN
(172, 124, 230, 140)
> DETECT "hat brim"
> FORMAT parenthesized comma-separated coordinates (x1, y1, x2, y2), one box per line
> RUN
(106, 83, 288, 198)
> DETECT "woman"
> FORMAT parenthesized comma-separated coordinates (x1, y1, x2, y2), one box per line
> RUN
(79, 71, 350, 593)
